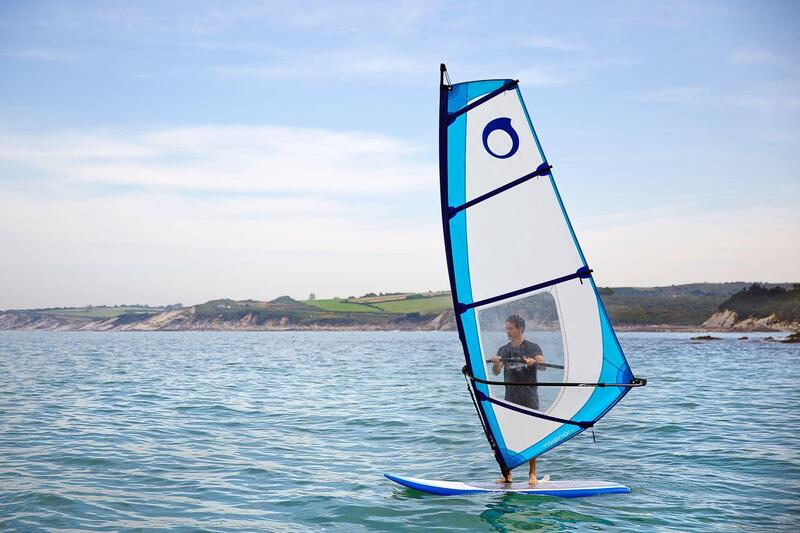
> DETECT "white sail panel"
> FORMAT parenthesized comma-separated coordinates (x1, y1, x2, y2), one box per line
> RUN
(464, 90, 544, 202)
(465, 178, 584, 301)
(475, 282, 602, 452)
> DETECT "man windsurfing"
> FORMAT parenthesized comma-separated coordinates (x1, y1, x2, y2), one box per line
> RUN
(490, 314, 550, 485)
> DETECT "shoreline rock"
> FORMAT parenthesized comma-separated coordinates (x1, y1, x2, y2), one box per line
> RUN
(2, 306, 797, 334)
(701, 310, 800, 332)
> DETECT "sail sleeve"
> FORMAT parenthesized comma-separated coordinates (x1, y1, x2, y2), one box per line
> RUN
(439, 75, 637, 472)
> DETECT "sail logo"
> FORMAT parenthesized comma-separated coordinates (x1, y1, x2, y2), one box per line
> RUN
(482, 117, 519, 159)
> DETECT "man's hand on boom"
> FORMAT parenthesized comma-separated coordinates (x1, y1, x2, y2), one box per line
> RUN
(524, 354, 546, 369)
(491, 355, 503, 375)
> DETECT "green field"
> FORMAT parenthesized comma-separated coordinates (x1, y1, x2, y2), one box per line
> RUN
(37, 306, 163, 318)
(17, 283, 794, 329)
(304, 295, 452, 314)
(373, 295, 452, 314)
(303, 299, 381, 313)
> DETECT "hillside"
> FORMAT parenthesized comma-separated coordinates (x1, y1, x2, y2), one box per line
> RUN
(303, 291, 452, 314)
(2, 283, 797, 331)
(702, 284, 800, 331)
(0, 296, 446, 331)
(598, 282, 761, 326)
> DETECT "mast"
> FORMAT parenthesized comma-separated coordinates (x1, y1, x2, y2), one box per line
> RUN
(438, 64, 512, 475)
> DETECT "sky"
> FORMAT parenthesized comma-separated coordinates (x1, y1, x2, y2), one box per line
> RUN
(1, 0, 798, 309)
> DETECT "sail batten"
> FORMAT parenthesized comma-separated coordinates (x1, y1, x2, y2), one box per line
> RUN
(439, 65, 643, 472)
(447, 79, 519, 123)
(459, 266, 592, 312)
(448, 161, 552, 217)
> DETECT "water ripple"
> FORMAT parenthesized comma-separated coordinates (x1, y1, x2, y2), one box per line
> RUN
(0, 331, 798, 531)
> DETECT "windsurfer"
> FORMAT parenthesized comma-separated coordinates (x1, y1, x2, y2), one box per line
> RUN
(490, 314, 548, 485)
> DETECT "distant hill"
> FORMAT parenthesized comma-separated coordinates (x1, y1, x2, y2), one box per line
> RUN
(703, 284, 800, 331)
(717, 284, 800, 321)
(1, 283, 797, 331)
(0, 296, 445, 331)
(598, 282, 769, 327)
(304, 291, 451, 315)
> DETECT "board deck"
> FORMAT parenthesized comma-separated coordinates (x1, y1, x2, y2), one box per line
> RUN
(384, 473, 630, 497)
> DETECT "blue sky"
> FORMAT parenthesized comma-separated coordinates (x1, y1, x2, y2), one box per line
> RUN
(1, 1, 798, 308)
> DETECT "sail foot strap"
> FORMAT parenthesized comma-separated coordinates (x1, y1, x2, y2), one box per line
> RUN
(457, 266, 592, 314)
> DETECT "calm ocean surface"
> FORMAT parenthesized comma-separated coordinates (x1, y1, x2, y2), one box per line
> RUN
(1, 331, 798, 532)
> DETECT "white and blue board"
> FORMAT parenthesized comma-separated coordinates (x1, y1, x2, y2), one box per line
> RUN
(385, 474, 630, 498)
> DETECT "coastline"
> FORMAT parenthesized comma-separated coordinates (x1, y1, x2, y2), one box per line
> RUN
(0, 322, 794, 334)
(3, 283, 798, 334)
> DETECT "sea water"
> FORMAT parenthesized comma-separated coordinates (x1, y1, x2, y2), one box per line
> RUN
(1, 331, 798, 532)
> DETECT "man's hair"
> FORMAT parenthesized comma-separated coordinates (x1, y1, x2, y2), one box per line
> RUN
(505, 314, 525, 332)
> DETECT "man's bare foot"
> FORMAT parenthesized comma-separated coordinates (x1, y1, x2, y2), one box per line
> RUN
(528, 474, 550, 485)
(495, 475, 512, 484)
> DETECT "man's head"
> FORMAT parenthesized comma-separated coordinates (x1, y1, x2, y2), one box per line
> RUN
(505, 314, 525, 342)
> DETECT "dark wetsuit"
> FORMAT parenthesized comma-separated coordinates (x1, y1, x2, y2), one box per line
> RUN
(498, 340, 543, 410)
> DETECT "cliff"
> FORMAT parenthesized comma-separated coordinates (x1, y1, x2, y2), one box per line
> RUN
(702, 284, 800, 332)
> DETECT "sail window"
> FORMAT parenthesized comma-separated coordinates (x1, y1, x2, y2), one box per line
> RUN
(477, 289, 565, 414)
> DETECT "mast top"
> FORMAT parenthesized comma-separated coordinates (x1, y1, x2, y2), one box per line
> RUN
(440, 63, 451, 88)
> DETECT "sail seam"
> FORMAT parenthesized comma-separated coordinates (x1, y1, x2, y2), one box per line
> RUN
(447, 79, 518, 124)
(448, 162, 552, 218)
(457, 266, 592, 313)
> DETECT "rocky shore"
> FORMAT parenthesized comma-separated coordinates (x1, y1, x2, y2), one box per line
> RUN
(701, 310, 800, 332)
(3, 281, 798, 333)
(2, 306, 796, 333)
(0, 308, 459, 332)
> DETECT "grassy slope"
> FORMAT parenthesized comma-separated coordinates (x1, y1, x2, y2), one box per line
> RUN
(303, 299, 380, 313)
(373, 295, 452, 313)
(599, 283, 769, 326)
(191, 298, 400, 326)
(35, 306, 164, 318)
(717, 284, 800, 322)
(13, 283, 797, 327)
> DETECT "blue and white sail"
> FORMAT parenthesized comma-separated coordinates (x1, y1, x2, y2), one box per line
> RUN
(438, 65, 644, 473)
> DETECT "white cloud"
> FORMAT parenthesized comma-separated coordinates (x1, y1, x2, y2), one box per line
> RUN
(637, 84, 800, 111)
(0, 124, 445, 308)
(730, 50, 795, 68)
(210, 49, 430, 83)
(0, 49, 79, 62)
(638, 86, 705, 104)
(576, 204, 800, 287)
(518, 36, 585, 52)
(0, 187, 446, 308)
(0, 125, 433, 194)
(513, 68, 570, 87)
(289, 0, 437, 35)
(728, 95, 800, 111)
